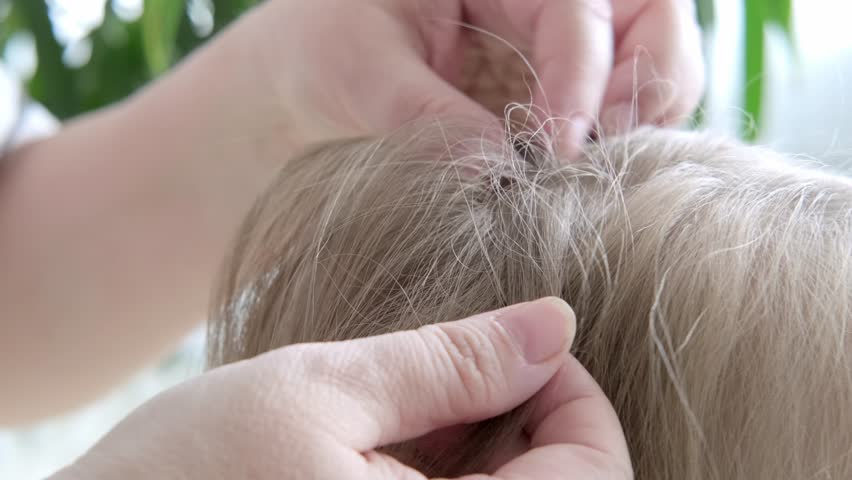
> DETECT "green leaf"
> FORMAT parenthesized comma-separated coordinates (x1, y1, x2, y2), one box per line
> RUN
(76, 9, 151, 112)
(175, 6, 205, 56)
(766, 0, 794, 41)
(694, 0, 715, 30)
(13, 0, 79, 118)
(141, 0, 185, 76)
(742, 0, 767, 141)
(211, 0, 259, 34)
(1, 3, 21, 49)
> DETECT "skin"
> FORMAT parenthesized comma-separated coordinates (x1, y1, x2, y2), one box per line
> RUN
(0, 0, 701, 470)
(51, 298, 634, 479)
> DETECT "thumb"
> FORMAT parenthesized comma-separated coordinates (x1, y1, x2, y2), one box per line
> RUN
(288, 297, 575, 451)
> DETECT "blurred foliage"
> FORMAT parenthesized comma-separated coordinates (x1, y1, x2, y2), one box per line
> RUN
(0, 0, 259, 118)
(1, 0, 794, 140)
(741, 0, 794, 141)
(694, 0, 794, 140)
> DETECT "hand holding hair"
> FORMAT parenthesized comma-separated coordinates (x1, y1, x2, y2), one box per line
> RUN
(238, 0, 704, 155)
(0, 0, 703, 421)
(51, 298, 632, 479)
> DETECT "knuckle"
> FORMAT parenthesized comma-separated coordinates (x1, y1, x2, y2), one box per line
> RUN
(245, 345, 361, 430)
(295, 344, 369, 397)
(211, 349, 313, 435)
(423, 322, 509, 409)
(296, 345, 339, 380)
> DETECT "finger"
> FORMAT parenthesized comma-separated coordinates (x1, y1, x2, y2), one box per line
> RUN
(322, 1, 498, 132)
(600, 0, 704, 134)
(278, 297, 576, 451)
(659, 97, 702, 127)
(489, 355, 632, 479)
(362, 450, 430, 480)
(531, 0, 615, 153)
(352, 45, 498, 131)
(464, 0, 615, 156)
(525, 355, 630, 460)
(358, 51, 506, 148)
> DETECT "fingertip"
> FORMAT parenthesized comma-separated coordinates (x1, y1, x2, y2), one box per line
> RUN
(495, 297, 575, 364)
(540, 297, 577, 347)
(523, 355, 630, 463)
(561, 115, 593, 161)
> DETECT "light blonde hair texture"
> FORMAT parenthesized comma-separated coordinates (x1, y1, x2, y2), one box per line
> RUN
(208, 124, 852, 479)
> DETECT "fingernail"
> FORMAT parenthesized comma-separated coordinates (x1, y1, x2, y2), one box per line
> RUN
(496, 297, 576, 363)
(601, 103, 635, 135)
(564, 115, 591, 155)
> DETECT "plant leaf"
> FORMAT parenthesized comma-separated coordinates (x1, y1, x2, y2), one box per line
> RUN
(211, 0, 259, 34)
(694, 0, 715, 30)
(1, 3, 22, 49)
(766, 0, 794, 42)
(742, 0, 766, 141)
(12, 0, 78, 118)
(141, 0, 185, 76)
(77, 9, 151, 113)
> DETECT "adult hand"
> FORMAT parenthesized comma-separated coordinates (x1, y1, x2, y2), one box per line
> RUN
(53, 298, 631, 479)
(225, 0, 703, 156)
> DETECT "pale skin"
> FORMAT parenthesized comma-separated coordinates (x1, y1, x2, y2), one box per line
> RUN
(2, 0, 701, 475)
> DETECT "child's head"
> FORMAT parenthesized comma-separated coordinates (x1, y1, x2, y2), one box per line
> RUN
(208, 124, 852, 479)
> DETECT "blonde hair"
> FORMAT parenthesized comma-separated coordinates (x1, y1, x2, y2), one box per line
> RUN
(208, 123, 852, 479)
